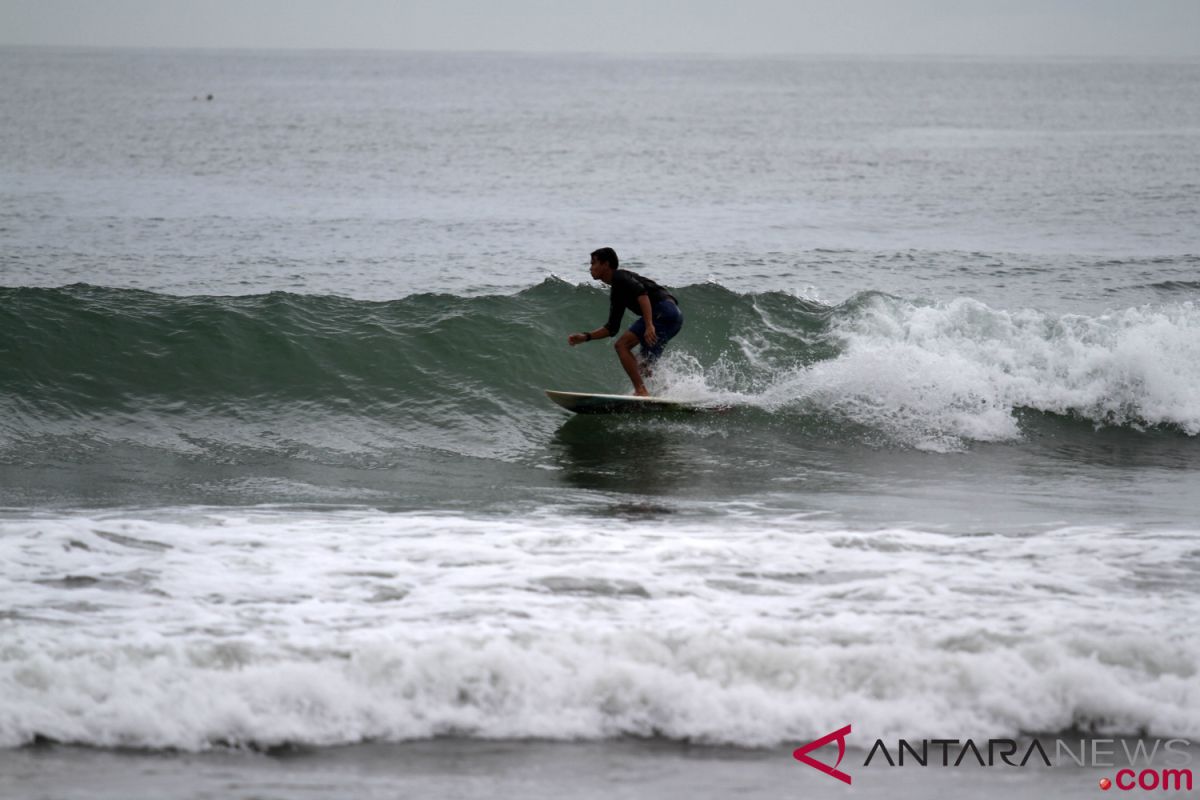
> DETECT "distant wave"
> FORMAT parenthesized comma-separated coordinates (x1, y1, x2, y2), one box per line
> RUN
(1138, 280, 1200, 293)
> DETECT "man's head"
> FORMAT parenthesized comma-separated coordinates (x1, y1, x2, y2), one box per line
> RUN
(590, 247, 618, 283)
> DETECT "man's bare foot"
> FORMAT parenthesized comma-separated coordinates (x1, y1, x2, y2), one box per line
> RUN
(633, 386, 650, 397)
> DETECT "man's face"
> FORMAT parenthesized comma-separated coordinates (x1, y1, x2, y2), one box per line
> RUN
(590, 257, 607, 282)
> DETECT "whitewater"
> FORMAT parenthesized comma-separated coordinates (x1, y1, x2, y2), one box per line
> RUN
(3, 512, 1197, 751)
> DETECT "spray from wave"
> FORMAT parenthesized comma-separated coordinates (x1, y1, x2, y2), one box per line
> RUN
(657, 294, 1200, 451)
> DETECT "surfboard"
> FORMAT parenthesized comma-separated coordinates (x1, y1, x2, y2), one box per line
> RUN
(545, 390, 712, 415)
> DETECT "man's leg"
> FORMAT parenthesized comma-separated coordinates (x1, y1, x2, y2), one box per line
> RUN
(614, 331, 649, 396)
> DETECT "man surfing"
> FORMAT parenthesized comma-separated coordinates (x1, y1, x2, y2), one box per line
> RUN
(567, 247, 683, 396)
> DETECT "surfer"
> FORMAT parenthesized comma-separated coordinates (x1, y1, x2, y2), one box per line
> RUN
(567, 247, 683, 397)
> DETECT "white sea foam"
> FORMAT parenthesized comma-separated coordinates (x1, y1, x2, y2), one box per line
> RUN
(1, 511, 1196, 750)
(663, 298, 1200, 451)
(824, 297, 1200, 446)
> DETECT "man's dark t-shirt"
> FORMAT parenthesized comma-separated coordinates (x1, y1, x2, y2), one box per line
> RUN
(604, 269, 677, 336)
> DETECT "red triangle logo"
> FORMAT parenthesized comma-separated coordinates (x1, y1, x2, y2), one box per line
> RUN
(792, 724, 852, 785)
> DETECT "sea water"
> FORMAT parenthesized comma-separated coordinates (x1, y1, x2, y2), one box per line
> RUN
(1, 48, 1199, 793)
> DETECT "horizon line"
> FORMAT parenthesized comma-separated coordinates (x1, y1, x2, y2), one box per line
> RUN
(2, 42, 1198, 62)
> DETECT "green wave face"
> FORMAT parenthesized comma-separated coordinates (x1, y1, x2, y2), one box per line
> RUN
(3, 281, 1198, 503)
(0, 281, 833, 417)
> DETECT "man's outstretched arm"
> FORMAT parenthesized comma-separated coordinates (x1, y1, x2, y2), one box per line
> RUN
(567, 327, 611, 346)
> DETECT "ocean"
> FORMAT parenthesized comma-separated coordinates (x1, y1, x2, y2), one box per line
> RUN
(1, 47, 1199, 798)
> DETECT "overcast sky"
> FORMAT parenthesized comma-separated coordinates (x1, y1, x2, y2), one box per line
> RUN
(1, 0, 1198, 57)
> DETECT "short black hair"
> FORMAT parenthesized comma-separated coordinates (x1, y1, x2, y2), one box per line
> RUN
(590, 247, 618, 269)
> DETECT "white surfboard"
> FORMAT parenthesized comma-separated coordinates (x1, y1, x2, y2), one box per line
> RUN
(545, 390, 719, 415)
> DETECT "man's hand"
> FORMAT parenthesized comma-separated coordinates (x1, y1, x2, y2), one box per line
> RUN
(568, 332, 589, 346)
(643, 323, 658, 347)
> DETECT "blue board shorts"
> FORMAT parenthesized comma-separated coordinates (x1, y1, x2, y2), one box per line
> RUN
(629, 299, 683, 362)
